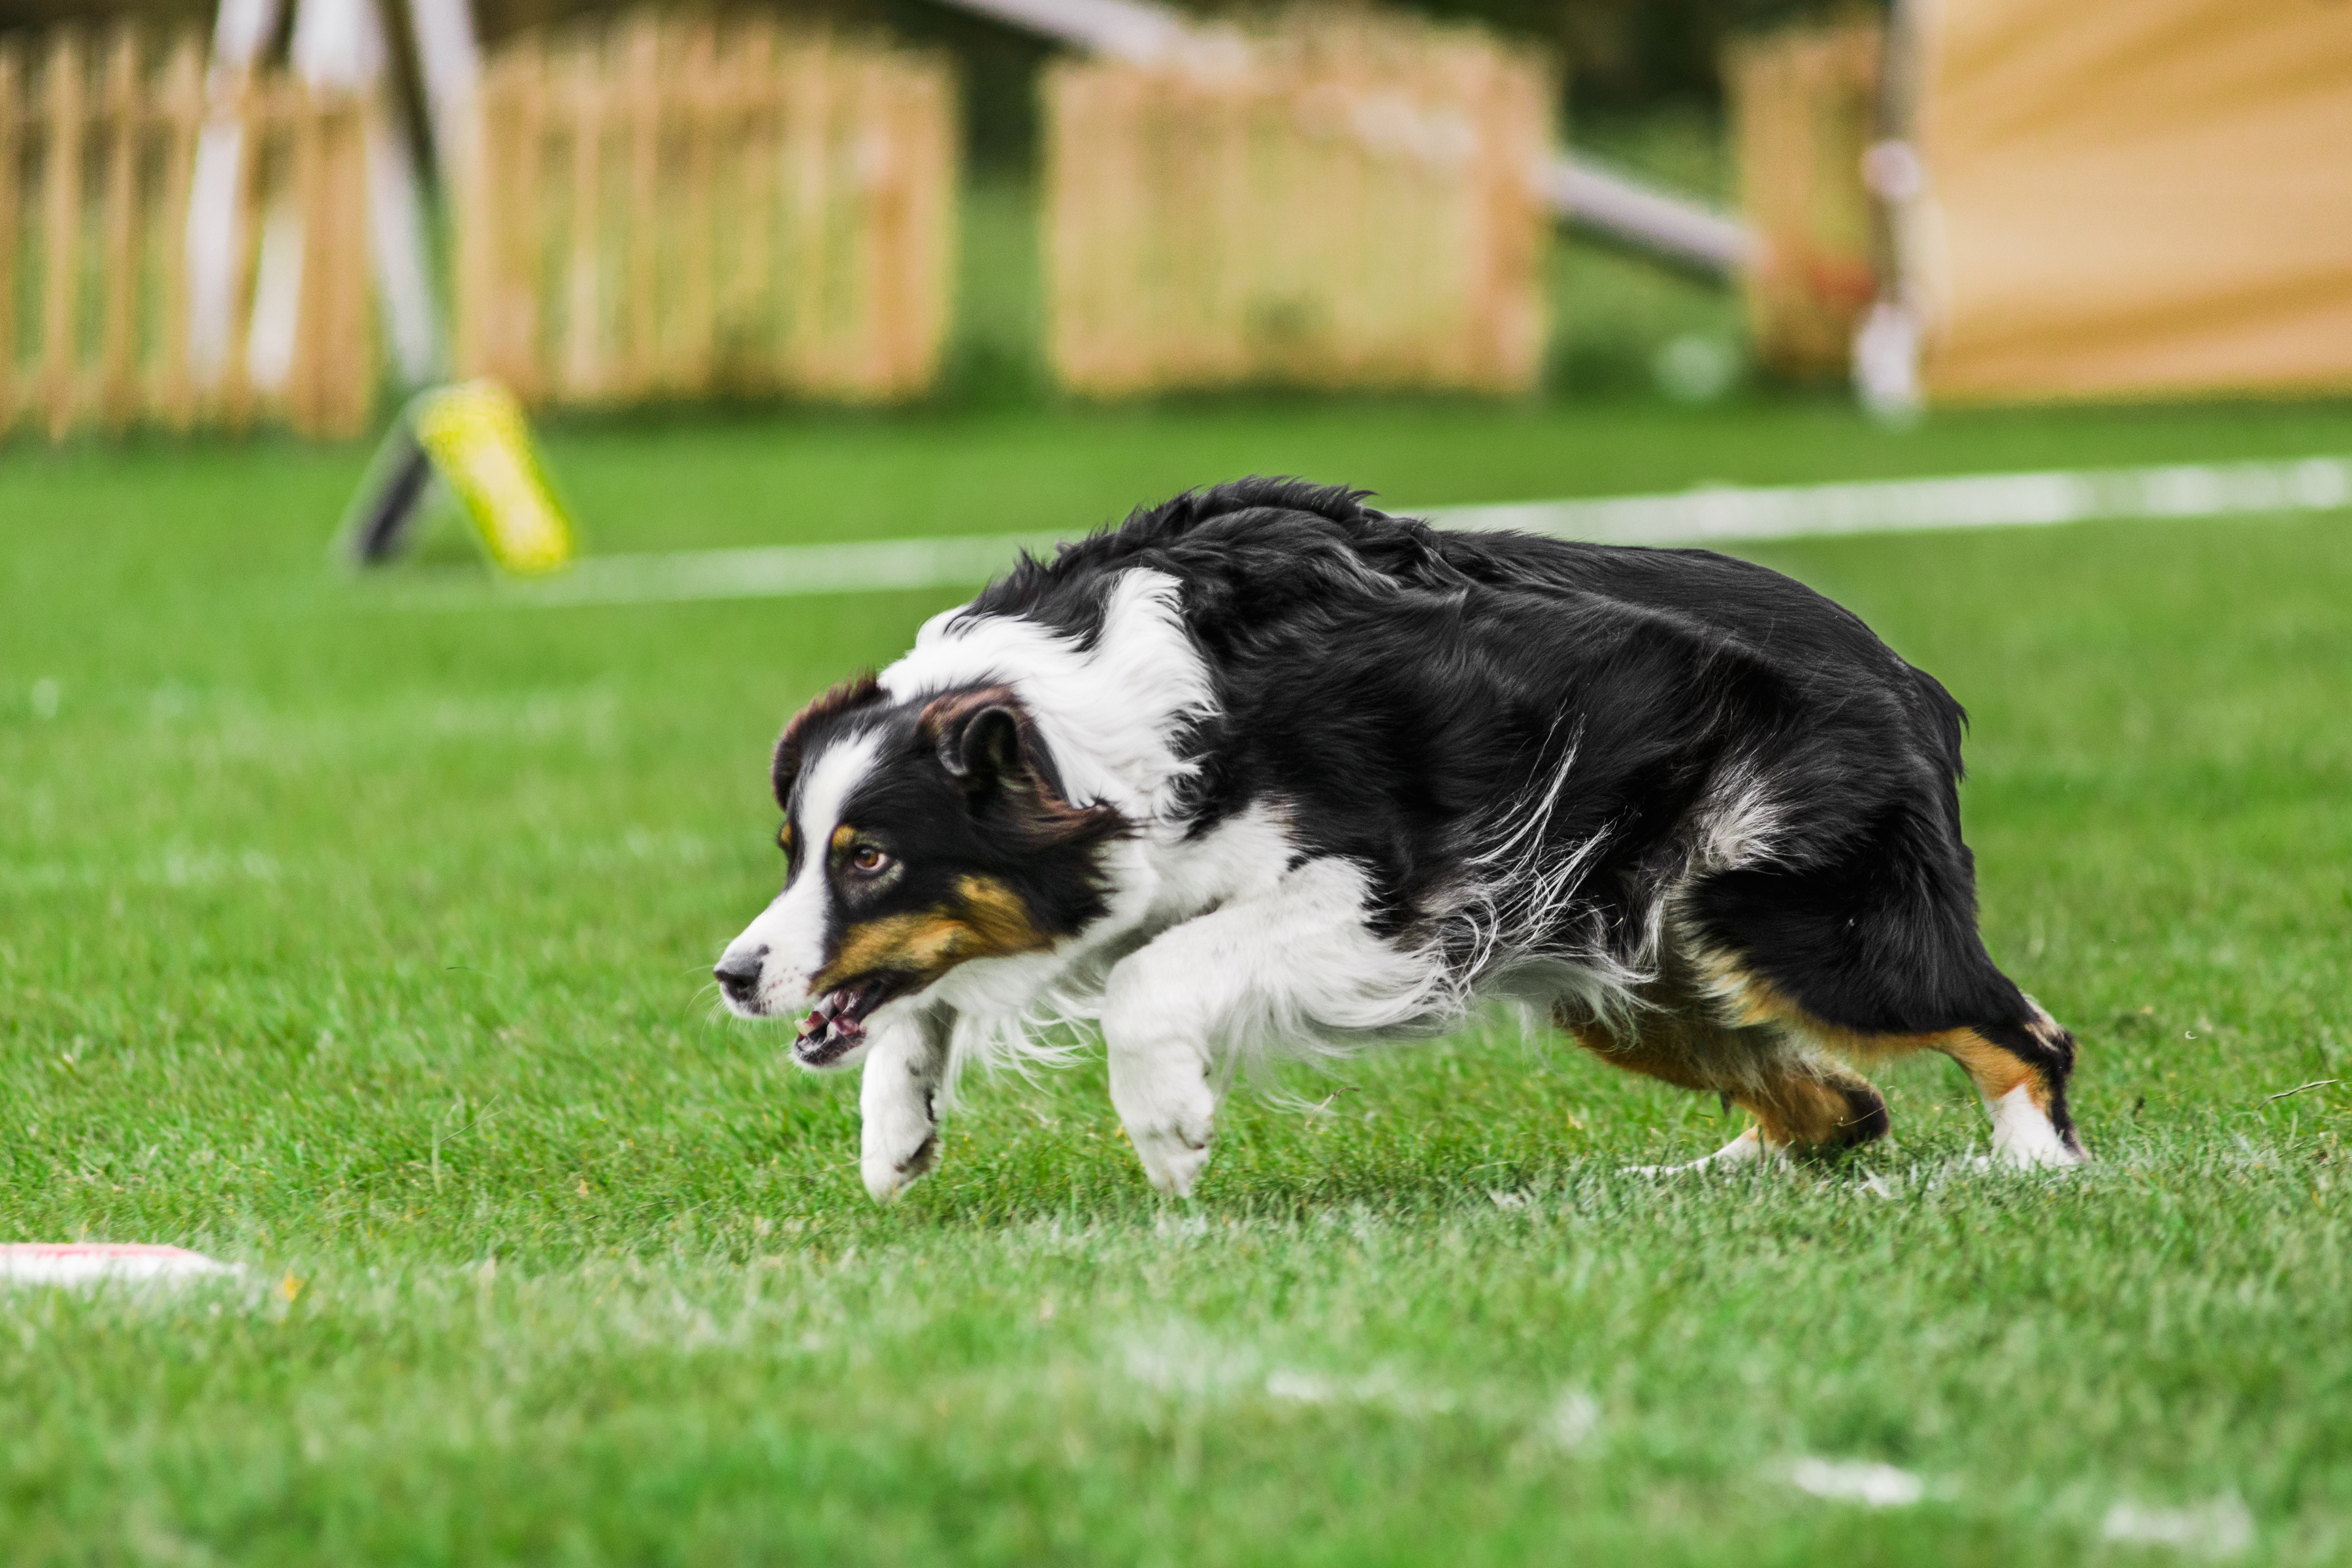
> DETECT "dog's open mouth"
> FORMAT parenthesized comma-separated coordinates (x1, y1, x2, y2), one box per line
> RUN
(794, 977, 902, 1065)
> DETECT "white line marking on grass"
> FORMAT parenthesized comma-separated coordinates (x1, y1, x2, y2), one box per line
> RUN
(2102, 1494, 2255, 1558)
(399, 455, 2350, 610)
(0, 1243, 236, 1286)
(1540, 1388, 1603, 1450)
(1431, 455, 2352, 546)
(1786, 1456, 1928, 1507)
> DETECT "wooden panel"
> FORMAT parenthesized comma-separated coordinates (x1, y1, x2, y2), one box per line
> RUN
(0, 23, 375, 442)
(455, 12, 956, 412)
(1042, 10, 1552, 399)
(1727, 22, 1883, 382)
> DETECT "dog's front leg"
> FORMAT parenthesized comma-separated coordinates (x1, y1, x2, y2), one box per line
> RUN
(1102, 936, 1226, 1198)
(859, 1004, 953, 1202)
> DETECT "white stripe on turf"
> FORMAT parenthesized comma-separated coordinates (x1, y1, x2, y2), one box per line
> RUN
(402, 455, 2351, 609)
(1431, 455, 2352, 546)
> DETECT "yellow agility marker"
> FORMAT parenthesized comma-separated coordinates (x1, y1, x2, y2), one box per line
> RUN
(340, 380, 577, 576)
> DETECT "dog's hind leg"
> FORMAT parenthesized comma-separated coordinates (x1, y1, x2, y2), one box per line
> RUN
(1560, 1002, 1891, 1171)
(1933, 1001, 2085, 1168)
(859, 1004, 954, 1201)
(1684, 815, 2088, 1169)
(1680, 963, 2085, 1170)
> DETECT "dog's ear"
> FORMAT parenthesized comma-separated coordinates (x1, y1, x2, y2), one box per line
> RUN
(773, 672, 883, 808)
(921, 686, 1032, 800)
(920, 685, 1132, 851)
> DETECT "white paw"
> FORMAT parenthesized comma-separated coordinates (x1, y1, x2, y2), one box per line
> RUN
(860, 1086, 940, 1203)
(1131, 1122, 1213, 1197)
(1107, 1037, 1218, 1199)
(861, 1124, 939, 1202)
(1987, 1085, 2086, 1169)
(1988, 1137, 2086, 1171)
(1626, 1125, 1786, 1175)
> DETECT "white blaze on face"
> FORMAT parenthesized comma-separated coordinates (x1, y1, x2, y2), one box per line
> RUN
(719, 729, 882, 1018)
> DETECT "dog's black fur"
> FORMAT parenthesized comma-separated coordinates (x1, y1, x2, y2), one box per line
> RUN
(972, 477, 2078, 1144)
(721, 476, 2083, 1193)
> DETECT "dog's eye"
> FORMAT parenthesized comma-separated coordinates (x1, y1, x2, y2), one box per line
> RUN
(848, 845, 890, 876)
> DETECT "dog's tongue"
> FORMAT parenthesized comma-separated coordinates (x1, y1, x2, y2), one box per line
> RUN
(796, 990, 864, 1047)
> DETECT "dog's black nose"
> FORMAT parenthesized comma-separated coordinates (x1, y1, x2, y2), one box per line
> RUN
(714, 949, 765, 1001)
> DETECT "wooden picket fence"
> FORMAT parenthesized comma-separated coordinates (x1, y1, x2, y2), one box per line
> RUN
(1043, 11, 1552, 398)
(1725, 20, 1884, 382)
(458, 12, 956, 409)
(0, 22, 376, 442)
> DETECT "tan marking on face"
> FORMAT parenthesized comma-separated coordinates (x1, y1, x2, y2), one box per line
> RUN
(952, 874, 1052, 956)
(815, 912, 973, 991)
(778, 821, 794, 857)
(808, 875, 1054, 995)
(831, 823, 858, 857)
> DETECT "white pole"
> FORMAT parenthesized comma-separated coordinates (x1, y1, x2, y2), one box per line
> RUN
(1536, 155, 1754, 278)
(404, 0, 483, 183)
(186, 0, 285, 389)
(289, 0, 444, 385)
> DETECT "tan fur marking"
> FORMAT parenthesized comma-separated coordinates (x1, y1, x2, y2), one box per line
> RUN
(831, 823, 858, 856)
(1561, 1003, 1882, 1151)
(815, 913, 973, 992)
(809, 876, 1054, 996)
(953, 874, 1053, 956)
(1940, 1029, 2048, 1109)
(1684, 950, 2055, 1113)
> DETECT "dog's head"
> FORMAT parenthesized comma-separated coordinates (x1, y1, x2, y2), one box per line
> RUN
(714, 676, 1128, 1067)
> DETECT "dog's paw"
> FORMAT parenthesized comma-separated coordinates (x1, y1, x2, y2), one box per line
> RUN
(1130, 1121, 1213, 1198)
(1987, 1085, 2087, 1169)
(1108, 1041, 1217, 1198)
(860, 1093, 940, 1203)
(862, 1130, 938, 1203)
(1625, 1125, 1785, 1175)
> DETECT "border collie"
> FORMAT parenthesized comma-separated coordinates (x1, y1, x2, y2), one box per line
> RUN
(715, 479, 2085, 1200)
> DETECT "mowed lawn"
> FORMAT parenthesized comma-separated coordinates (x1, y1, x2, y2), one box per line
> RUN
(3, 396, 2350, 1566)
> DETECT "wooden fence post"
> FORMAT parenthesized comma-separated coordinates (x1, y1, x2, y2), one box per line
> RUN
(783, 35, 832, 395)
(0, 39, 22, 437)
(727, 14, 778, 382)
(217, 72, 262, 433)
(97, 23, 144, 433)
(300, 91, 372, 438)
(41, 26, 86, 441)
(621, 12, 659, 401)
(559, 31, 606, 400)
(676, 16, 717, 395)
(155, 32, 204, 431)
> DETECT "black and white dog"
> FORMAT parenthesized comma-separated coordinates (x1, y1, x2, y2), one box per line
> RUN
(716, 479, 2084, 1200)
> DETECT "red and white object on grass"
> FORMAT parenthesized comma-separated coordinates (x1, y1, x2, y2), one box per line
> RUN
(0, 1244, 235, 1285)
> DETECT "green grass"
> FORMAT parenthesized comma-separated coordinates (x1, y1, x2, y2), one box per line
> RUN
(3, 393, 2351, 1565)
